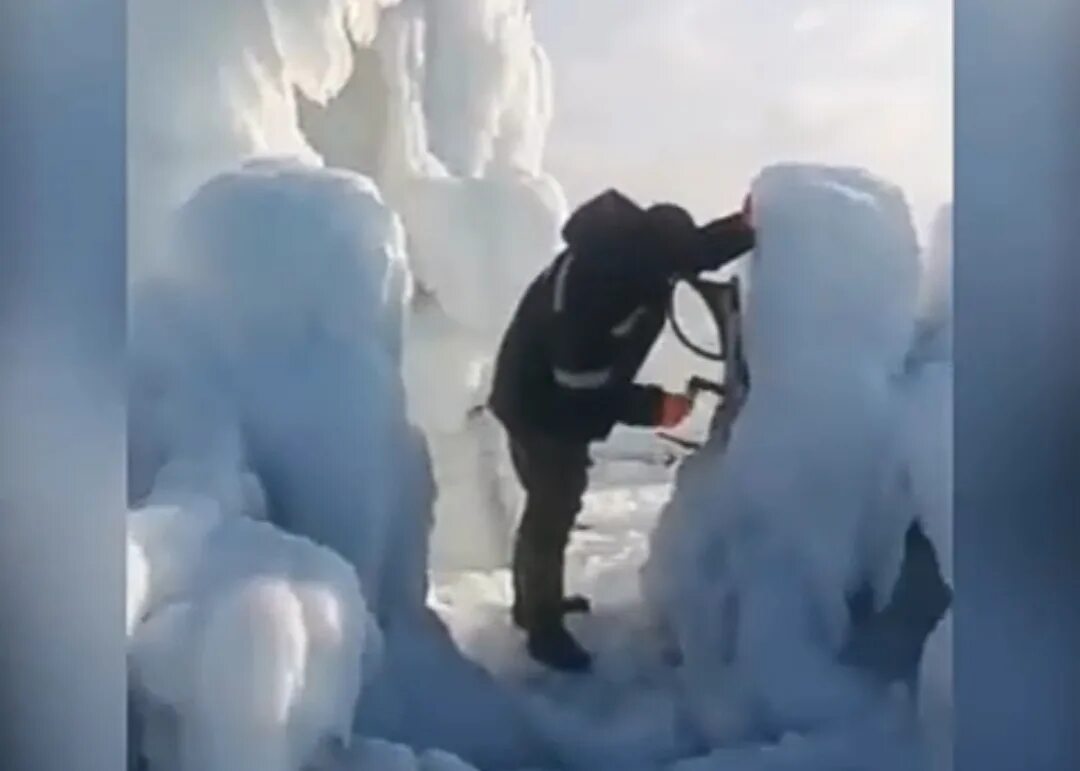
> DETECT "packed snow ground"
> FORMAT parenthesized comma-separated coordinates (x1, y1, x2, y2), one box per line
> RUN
(430, 475, 700, 771)
(430, 473, 921, 771)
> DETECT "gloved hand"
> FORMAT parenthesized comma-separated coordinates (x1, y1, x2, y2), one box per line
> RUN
(658, 392, 694, 428)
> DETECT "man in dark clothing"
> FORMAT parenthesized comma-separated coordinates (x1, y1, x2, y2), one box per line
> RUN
(488, 188, 755, 671)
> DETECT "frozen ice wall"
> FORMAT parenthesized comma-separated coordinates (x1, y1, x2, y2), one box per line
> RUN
(130, 0, 562, 579)
(913, 204, 954, 364)
(131, 161, 425, 612)
(131, 0, 561, 343)
(127, 0, 561, 759)
(420, 0, 552, 178)
(375, 0, 566, 338)
(126, 160, 420, 771)
(297, 0, 567, 570)
(128, 0, 397, 276)
(644, 164, 924, 749)
(904, 204, 953, 771)
(127, 499, 377, 771)
(128, 160, 533, 771)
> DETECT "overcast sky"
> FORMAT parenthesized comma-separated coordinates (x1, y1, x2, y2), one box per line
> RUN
(531, 0, 952, 238)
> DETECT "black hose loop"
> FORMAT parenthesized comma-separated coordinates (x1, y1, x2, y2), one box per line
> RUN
(667, 277, 724, 361)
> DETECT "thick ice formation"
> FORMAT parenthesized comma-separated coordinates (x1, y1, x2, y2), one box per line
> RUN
(644, 164, 925, 747)
(301, 0, 565, 335)
(904, 204, 953, 771)
(130, 161, 425, 612)
(297, 0, 567, 570)
(126, 161, 415, 771)
(128, 0, 570, 764)
(376, 0, 566, 342)
(127, 158, 542, 770)
(128, 0, 398, 276)
(127, 499, 376, 771)
(131, 0, 548, 580)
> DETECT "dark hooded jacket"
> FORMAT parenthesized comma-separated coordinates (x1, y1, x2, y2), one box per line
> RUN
(489, 189, 754, 443)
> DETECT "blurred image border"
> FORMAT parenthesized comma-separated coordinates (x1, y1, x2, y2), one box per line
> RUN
(954, 0, 1080, 767)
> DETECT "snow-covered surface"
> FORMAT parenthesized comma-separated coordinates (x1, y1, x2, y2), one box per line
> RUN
(431, 484, 696, 771)
(429, 473, 921, 771)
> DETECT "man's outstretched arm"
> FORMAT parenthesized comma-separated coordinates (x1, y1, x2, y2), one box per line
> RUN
(686, 210, 755, 274)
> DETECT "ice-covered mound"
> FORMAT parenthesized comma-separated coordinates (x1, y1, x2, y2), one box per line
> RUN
(128, 159, 545, 770)
(373, 0, 567, 340)
(303, 0, 565, 336)
(128, 0, 398, 275)
(297, 0, 568, 572)
(126, 160, 416, 771)
(130, 160, 430, 617)
(128, 0, 569, 761)
(127, 497, 377, 771)
(643, 164, 924, 745)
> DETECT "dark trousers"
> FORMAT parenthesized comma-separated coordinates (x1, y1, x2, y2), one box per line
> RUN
(507, 430, 590, 630)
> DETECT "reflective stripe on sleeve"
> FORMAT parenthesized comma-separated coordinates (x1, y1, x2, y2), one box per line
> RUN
(552, 252, 576, 313)
(611, 306, 647, 337)
(553, 366, 612, 389)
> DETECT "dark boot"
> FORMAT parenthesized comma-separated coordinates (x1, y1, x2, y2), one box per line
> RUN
(516, 546, 593, 672)
(526, 621, 593, 672)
